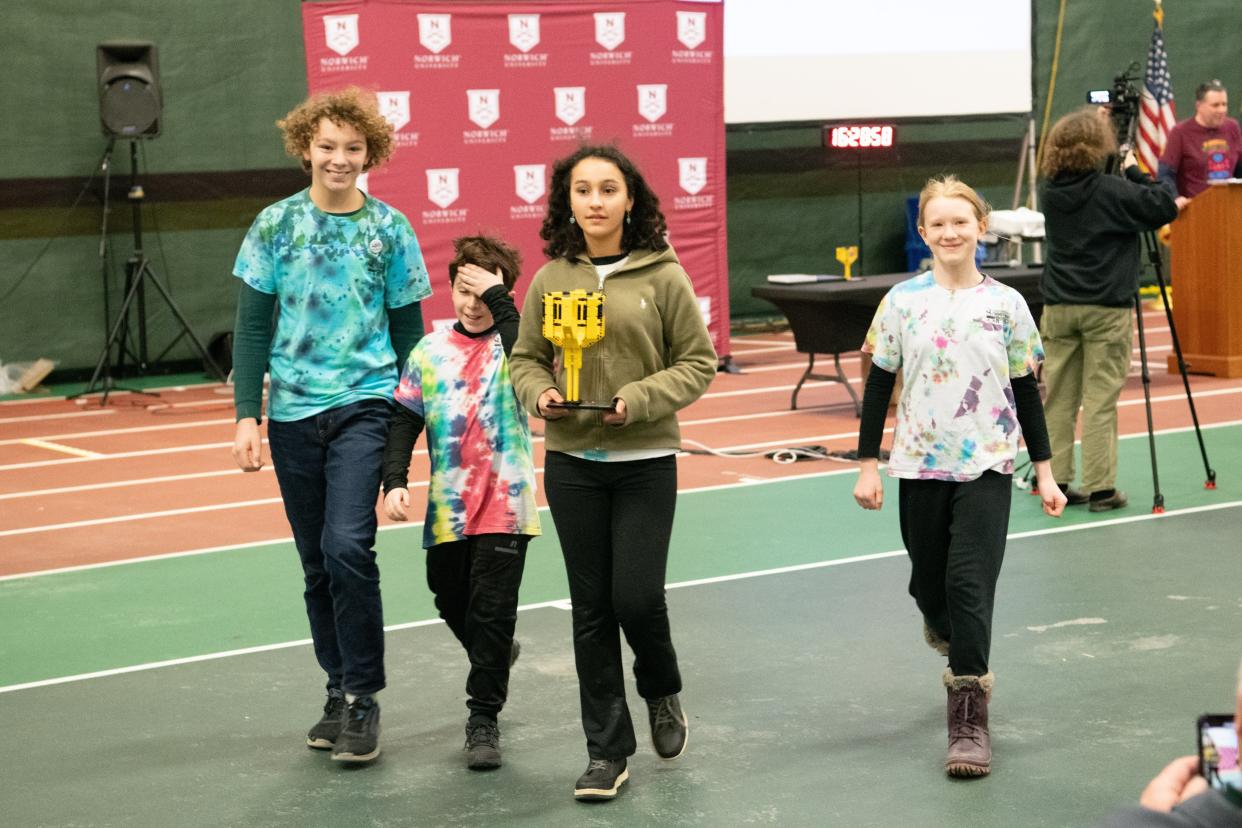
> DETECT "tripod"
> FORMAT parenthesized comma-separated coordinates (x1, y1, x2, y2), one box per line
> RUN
(1131, 227, 1216, 512)
(77, 140, 226, 404)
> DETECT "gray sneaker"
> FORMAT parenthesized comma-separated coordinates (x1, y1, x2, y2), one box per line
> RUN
(306, 689, 347, 750)
(645, 694, 689, 760)
(464, 719, 502, 770)
(331, 695, 381, 763)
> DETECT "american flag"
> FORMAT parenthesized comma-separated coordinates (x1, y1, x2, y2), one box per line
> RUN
(1136, 5, 1176, 174)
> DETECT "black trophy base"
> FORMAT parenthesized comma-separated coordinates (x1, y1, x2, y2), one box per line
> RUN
(547, 400, 617, 411)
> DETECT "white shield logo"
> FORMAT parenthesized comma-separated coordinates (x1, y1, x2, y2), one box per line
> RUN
(678, 157, 707, 195)
(676, 11, 707, 50)
(467, 89, 500, 129)
(508, 14, 540, 52)
(554, 87, 586, 126)
(514, 165, 546, 205)
(637, 84, 667, 123)
(426, 168, 460, 209)
(323, 14, 359, 56)
(594, 12, 626, 51)
(376, 92, 410, 132)
(418, 14, 452, 54)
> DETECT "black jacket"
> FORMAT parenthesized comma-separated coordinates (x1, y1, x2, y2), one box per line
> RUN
(1039, 166, 1178, 307)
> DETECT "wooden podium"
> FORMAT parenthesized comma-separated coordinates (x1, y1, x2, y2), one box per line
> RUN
(1167, 181, 1242, 377)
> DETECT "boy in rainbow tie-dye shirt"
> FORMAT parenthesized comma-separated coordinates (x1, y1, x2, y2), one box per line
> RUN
(381, 236, 540, 771)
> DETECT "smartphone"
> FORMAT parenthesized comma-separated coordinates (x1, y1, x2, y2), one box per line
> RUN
(1197, 714, 1240, 791)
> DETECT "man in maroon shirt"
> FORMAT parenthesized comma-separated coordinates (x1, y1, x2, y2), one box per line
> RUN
(1158, 80, 1242, 209)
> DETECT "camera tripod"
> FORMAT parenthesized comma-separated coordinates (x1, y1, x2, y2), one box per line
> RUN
(76, 140, 226, 404)
(1131, 227, 1215, 512)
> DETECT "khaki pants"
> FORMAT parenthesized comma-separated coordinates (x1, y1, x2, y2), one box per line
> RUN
(1040, 304, 1132, 493)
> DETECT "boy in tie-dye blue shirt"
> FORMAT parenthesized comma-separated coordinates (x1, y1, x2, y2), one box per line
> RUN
(863, 271, 1044, 481)
(233, 189, 431, 420)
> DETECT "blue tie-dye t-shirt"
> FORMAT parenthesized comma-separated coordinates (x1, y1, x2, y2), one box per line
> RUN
(394, 326, 541, 549)
(863, 272, 1044, 481)
(233, 189, 432, 421)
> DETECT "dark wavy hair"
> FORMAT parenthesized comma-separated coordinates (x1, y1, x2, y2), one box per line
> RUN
(448, 235, 522, 290)
(540, 144, 669, 260)
(1040, 106, 1117, 178)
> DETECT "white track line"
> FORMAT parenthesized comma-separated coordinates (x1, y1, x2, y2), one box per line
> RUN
(0, 499, 286, 538)
(3, 497, 1238, 695)
(0, 418, 233, 447)
(0, 410, 116, 425)
(20, 439, 103, 459)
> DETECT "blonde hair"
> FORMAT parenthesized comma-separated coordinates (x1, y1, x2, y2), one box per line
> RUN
(1040, 107, 1116, 178)
(277, 87, 395, 174)
(918, 175, 990, 227)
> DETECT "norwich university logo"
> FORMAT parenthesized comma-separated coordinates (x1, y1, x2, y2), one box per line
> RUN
(323, 14, 359, 56)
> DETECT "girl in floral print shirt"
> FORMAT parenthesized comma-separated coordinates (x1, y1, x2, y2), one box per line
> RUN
(853, 175, 1066, 780)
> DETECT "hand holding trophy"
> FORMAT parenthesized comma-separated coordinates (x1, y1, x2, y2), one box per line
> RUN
(542, 289, 615, 411)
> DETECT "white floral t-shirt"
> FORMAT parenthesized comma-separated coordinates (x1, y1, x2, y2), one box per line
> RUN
(862, 272, 1044, 481)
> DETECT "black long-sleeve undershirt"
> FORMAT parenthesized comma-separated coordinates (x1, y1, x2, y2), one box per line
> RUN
(381, 285, 520, 493)
(855, 365, 1050, 464)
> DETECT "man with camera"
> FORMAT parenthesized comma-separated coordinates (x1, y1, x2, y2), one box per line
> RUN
(1158, 80, 1242, 209)
(1038, 107, 1178, 511)
(1101, 660, 1242, 826)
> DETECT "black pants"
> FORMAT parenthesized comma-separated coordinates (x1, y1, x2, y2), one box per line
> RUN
(425, 534, 528, 720)
(543, 451, 682, 760)
(898, 471, 1011, 677)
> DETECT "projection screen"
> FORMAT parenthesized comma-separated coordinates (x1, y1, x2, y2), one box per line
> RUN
(723, 0, 1033, 123)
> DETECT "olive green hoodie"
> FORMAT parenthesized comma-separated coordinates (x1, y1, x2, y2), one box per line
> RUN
(510, 246, 717, 453)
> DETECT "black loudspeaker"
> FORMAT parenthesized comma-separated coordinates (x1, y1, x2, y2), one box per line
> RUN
(97, 41, 161, 137)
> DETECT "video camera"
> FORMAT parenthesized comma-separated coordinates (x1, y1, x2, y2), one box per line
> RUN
(1087, 62, 1142, 151)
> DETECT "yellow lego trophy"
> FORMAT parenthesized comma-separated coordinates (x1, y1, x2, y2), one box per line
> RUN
(542, 289, 613, 410)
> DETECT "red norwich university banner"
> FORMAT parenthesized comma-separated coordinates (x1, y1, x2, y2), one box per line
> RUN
(301, 0, 730, 356)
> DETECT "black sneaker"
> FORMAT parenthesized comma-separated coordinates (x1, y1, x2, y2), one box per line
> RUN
(1058, 484, 1090, 505)
(306, 688, 347, 750)
(464, 718, 502, 770)
(645, 694, 689, 760)
(574, 758, 628, 801)
(331, 695, 381, 763)
(1088, 489, 1128, 512)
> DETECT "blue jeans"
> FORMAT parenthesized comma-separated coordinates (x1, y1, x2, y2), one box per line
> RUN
(267, 398, 392, 695)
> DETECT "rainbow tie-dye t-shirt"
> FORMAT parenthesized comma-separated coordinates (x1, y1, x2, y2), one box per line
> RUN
(394, 326, 541, 549)
(233, 190, 431, 421)
(863, 272, 1044, 481)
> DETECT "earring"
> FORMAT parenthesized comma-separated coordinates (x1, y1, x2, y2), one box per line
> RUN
(569, 215, 576, 225)
(625, 211, 631, 225)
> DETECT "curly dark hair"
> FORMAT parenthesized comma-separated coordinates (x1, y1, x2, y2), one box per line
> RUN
(449, 235, 522, 290)
(277, 86, 394, 174)
(1040, 106, 1116, 178)
(540, 144, 668, 260)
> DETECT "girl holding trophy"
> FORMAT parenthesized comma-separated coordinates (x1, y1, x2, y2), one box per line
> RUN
(510, 145, 716, 801)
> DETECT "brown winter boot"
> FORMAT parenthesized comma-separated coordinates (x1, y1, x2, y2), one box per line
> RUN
(942, 669, 994, 778)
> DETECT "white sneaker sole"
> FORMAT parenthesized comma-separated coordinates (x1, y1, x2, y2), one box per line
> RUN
(574, 767, 629, 800)
(332, 746, 381, 763)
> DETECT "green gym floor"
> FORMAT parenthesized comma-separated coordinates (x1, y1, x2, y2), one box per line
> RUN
(3, 422, 1240, 827)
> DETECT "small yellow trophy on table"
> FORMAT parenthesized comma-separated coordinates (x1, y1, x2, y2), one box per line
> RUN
(542, 289, 614, 410)
(835, 245, 858, 280)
